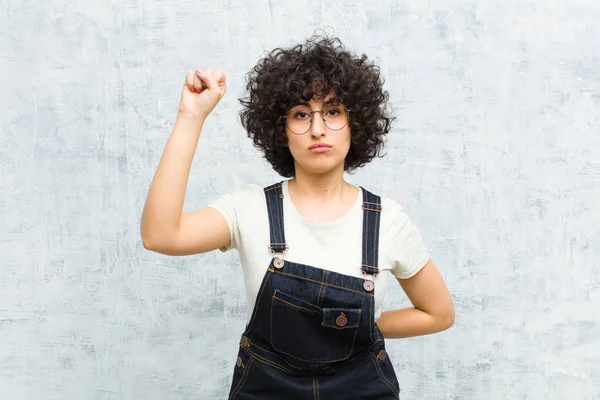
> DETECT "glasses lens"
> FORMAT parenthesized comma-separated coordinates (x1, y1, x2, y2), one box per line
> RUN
(286, 108, 312, 134)
(322, 106, 349, 130)
(286, 106, 349, 134)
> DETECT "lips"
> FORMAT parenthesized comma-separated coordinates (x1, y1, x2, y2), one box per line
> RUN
(308, 143, 332, 150)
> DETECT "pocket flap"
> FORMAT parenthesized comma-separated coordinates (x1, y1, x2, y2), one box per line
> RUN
(321, 308, 362, 329)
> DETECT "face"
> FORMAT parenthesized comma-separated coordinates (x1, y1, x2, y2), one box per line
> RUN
(285, 95, 351, 176)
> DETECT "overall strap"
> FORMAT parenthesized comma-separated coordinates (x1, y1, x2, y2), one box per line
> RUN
(360, 187, 382, 291)
(264, 182, 287, 255)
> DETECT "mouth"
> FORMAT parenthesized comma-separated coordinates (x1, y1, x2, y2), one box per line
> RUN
(308, 143, 332, 153)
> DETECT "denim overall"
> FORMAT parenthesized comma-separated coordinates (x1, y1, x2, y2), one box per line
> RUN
(227, 182, 400, 399)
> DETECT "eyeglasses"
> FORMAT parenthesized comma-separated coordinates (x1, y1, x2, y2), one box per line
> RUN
(284, 105, 350, 135)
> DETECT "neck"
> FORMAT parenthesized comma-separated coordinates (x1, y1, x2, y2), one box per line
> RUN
(288, 166, 348, 203)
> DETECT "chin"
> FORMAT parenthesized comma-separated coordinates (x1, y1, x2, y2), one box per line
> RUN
(297, 159, 345, 176)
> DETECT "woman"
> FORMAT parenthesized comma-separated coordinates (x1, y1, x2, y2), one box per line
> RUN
(141, 35, 454, 399)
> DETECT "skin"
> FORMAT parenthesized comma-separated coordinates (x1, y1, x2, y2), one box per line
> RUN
(141, 68, 455, 338)
(285, 97, 358, 223)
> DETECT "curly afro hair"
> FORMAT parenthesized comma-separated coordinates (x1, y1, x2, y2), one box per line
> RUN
(239, 33, 394, 178)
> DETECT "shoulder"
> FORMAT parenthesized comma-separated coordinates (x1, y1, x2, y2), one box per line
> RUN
(218, 183, 266, 201)
(366, 192, 429, 278)
(380, 196, 404, 219)
(228, 183, 266, 201)
(208, 183, 267, 215)
(359, 188, 420, 235)
(359, 187, 405, 223)
(380, 195, 422, 231)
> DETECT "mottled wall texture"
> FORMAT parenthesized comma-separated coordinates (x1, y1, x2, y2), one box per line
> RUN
(1, 0, 599, 399)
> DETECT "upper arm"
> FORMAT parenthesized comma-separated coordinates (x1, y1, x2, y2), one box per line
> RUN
(142, 185, 257, 256)
(143, 207, 232, 256)
(397, 258, 455, 323)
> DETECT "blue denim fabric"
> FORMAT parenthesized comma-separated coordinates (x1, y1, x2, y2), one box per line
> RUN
(228, 182, 400, 399)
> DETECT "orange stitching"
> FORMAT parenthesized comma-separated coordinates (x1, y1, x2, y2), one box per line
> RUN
(274, 187, 285, 250)
(269, 300, 360, 364)
(265, 192, 277, 249)
(366, 200, 371, 272)
(231, 357, 254, 399)
(274, 270, 374, 297)
(368, 352, 399, 399)
(321, 308, 361, 329)
(316, 271, 327, 306)
(273, 295, 320, 314)
(373, 198, 380, 274)
(247, 341, 354, 376)
(369, 295, 376, 344)
(361, 264, 379, 272)
(245, 269, 272, 333)
(264, 184, 282, 192)
(248, 341, 306, 370)
(362, 198, 368, 280)
(246, 350, 298, 375)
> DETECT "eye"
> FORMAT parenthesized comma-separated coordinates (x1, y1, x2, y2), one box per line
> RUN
(326, 109, 340, 116)
(293, 111, 310, 120)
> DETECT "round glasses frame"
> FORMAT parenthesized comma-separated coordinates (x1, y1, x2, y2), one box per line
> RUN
(283, 108, 351, 135)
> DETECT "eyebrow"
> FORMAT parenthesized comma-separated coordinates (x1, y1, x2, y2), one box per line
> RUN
(293, 98, 342, 108)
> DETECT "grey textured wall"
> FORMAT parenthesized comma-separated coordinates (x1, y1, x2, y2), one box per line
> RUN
(1, 0, 599, 399)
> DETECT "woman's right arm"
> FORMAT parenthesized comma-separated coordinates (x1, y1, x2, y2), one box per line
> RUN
(140, 68, 230, 256)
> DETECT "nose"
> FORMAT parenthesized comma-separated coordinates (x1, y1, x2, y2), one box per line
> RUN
(310, 111, 326, 138)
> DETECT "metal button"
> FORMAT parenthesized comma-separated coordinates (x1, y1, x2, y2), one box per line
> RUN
(240, 336, 249, 347)
(363, 280, 374, 292)
(377, 350, 386, 361)
(274, 258, 284, 269)
(336, 313, 348, 327)
(236, 357, 243, 367)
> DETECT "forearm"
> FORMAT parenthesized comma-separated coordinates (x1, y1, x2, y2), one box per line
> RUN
(141, 114, 204, 245)
(376, 306, 454, 339)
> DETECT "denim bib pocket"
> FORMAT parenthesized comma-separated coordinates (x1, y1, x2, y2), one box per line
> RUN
(270, 289, 362, 363)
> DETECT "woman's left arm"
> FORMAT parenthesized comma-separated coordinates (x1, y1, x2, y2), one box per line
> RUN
(376, 258, 455, 339)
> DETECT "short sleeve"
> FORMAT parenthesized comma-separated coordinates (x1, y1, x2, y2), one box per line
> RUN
(207, 191, 239, 252)
(390, 208, 430, 279)
(207, 184, 263, 252)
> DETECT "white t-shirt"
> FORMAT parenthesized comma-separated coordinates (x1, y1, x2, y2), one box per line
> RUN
(209, 180, 429, 322)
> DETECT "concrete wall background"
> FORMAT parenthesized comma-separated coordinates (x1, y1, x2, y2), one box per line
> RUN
(1, 0, 599, 399)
